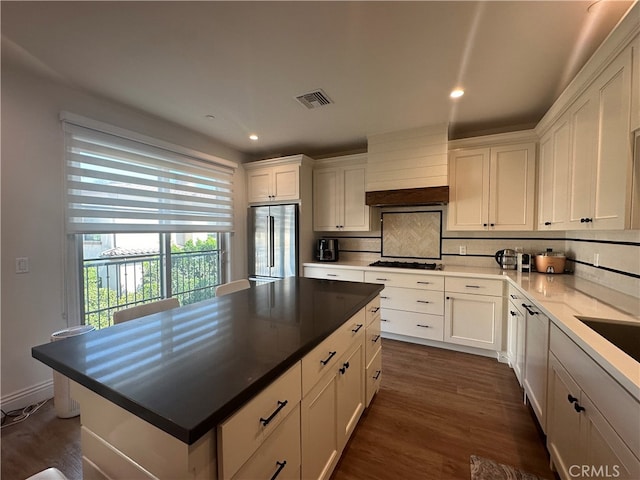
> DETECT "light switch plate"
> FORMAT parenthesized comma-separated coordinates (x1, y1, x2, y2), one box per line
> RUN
(16, 257, 29, 273)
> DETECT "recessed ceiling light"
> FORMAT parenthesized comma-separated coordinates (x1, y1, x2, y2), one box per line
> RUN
(249, 134, 259, 141)
(450, 89, 465, 99)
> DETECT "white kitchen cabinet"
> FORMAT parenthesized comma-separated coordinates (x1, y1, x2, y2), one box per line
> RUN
(364, 271, 445, 343)
(547, 324, 640, 480)
(313, 154, 370, 232)
(631, 35, 640, 133)
(537, 114, 571, 230)
(301, 306, 368, 480)
(521, 302, 549, 432)
(507, 285, 526, 387)
(567, 46, 633, 230)
(444, 277, 504, 351)
(448, 140, 536, 231)
(245, 155, 313, 204)
(364, 297, 382, 407)
(304, 266, 364, 282)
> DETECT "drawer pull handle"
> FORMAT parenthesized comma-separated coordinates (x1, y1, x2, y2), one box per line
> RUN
(416, 300, 430, 304)
(372, 334, 381, 343)
(380, 296, 389, 299)
(510, 294, 518, 299)
(465, 285, 481, 288)
(521, 303, 538, 315)
(352, 324, 364, 333)
(375, 278, 389, 281)
(567, 394, 578, 404)
(327, 274, 338, 277)
(381, 318, 389, 322)
(416, 281, 431, 284)
(370, 306, 380, 313)
(416, 324, 431, 328)
(574, 403, 586, 413)
(373, 370, 381, 380)
(260, 400, 288, 427)
(510, 311, 517, 316)
(339, 361, 350, 374)
(320, 351, 337, 365)
(270, 460, 287, 480)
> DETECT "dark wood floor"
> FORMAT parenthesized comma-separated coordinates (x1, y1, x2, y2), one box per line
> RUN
(2, 339, 555, 480)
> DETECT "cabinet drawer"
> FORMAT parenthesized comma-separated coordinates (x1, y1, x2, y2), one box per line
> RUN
(305, 267, 364, 282)
(445, 276, 503, 296)
(218, 362, 302, 480)
(550, 323, 640, 456)
(365, 296, 381, 325)
(302, 308, 365, 397)
(380, 287, 444, 315)
(231, 405, 301, 480)
(380, 309, 444, 341)
(366, 348, 382, 408)
(364, 271, 444, 290)
(365, 320, 381, 366)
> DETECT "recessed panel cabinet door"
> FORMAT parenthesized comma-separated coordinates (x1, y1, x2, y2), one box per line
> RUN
(444, 292, 502, 350)
(336, 341, 365, 452)
(448, 148, 490, 230)
(313, 169, 340, 231)
(342, 166, 369, 230)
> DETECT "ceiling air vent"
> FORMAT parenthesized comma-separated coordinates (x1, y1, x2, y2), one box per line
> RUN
(295, 89, 333, 109)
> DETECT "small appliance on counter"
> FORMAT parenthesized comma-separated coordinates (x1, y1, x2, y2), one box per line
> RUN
(517, 252, 531, 272)
(534, 249, 567, 274)
(316, 238, 338, 262)
(495, 249, 517, 270)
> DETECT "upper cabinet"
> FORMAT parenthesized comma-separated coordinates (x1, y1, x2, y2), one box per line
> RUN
(448, 135, 536, 231)
(313, 153, 370, 232)
(245, 155, 313, 204)
(567, 47, 633, 230)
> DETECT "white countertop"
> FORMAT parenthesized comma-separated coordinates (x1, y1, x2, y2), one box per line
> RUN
(304, 261, 640, 400)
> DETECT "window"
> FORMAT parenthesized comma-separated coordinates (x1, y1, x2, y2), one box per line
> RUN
(62, 113, 237, 328)
(81, 232, 226, 329)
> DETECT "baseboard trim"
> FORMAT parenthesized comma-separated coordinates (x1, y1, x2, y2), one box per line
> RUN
(1, 379, 53, 412)
(380, 332, 499, 359)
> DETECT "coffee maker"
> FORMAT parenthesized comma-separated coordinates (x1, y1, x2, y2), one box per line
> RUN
(316, 238, 338, 262)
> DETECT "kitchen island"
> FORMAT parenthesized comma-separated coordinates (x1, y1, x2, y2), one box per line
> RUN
(32, 277, 384, 480)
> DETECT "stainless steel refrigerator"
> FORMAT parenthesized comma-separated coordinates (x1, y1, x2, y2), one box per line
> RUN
(248, 204, 298, 280)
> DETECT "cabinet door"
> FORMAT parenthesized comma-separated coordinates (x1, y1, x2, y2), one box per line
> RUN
(301, 371, 339, 480)
(247, 168, 273, 203)
(341, 165, 369, 231)
(515, 308, 526, 387)
(443, 292, 503, 350)
(568, 92, 598, 228)
(448, 148, 490, 230)
(547, 353, 582, 480)
(580, 394, 640, 480)
(538, 118, 570, 230)
(523, 309, 549, 432)
(273, 164, 300, 201)
(336, 341, 365, 452)
(591, 48, 632, 230)
(489, 143, 536, 230)
(313, 169, 340, 231)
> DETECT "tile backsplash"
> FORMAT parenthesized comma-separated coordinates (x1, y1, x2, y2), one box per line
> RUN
(316, 206, 640, 298)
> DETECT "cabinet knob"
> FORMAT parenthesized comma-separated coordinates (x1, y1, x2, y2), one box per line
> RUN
(490, 223, 495, 227)
(574, 403, 586, 413)
(544, 221, 551, 226)
(510, 311, 517, 316)
(339, 361, 350, 374)
(483, 223, 488, 227)
(567, 394, 578, 404)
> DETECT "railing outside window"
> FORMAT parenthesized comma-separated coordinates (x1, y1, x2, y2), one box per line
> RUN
(82, 247, 222, 329)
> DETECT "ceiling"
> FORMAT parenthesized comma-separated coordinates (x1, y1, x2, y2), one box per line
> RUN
(1, 1, 635, 160)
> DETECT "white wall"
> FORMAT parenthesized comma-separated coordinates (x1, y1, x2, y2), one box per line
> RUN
(1, 48, 246, 410)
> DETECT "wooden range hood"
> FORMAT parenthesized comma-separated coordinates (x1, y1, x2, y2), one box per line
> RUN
(365, 186, 449, 206)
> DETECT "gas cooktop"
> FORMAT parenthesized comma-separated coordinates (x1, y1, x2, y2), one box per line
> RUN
(369, 260, 443, 270)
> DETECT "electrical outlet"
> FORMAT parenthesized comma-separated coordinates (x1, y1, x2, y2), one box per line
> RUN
(593, 253, 600, 267)
(15, 257, 29, 273)
(459, 245, 467, 255)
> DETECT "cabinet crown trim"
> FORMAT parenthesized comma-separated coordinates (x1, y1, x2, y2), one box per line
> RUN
(244, 154, 314, 170)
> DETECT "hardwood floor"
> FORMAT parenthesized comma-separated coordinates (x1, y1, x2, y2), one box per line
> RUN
(1, 339, 555, 480)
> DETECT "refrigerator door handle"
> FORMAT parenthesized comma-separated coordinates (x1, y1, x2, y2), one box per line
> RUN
(269, 215, 275, 268)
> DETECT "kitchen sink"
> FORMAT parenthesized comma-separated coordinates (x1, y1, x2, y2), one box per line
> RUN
(575, 316, 640, 363)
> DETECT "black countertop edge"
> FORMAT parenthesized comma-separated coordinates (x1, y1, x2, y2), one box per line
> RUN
(33, 282, 384, 445)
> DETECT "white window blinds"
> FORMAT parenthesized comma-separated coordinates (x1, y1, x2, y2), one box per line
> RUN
(62, 115, 236, 234)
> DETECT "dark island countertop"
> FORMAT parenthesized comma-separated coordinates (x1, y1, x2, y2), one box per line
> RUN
(32, 277, 383, 445)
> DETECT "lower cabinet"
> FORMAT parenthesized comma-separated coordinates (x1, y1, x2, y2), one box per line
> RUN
(521, 302, 549, 432)
(444, 277, 504, 351)
(507, 285, 527, 387)
(547, 324, 640, 480)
